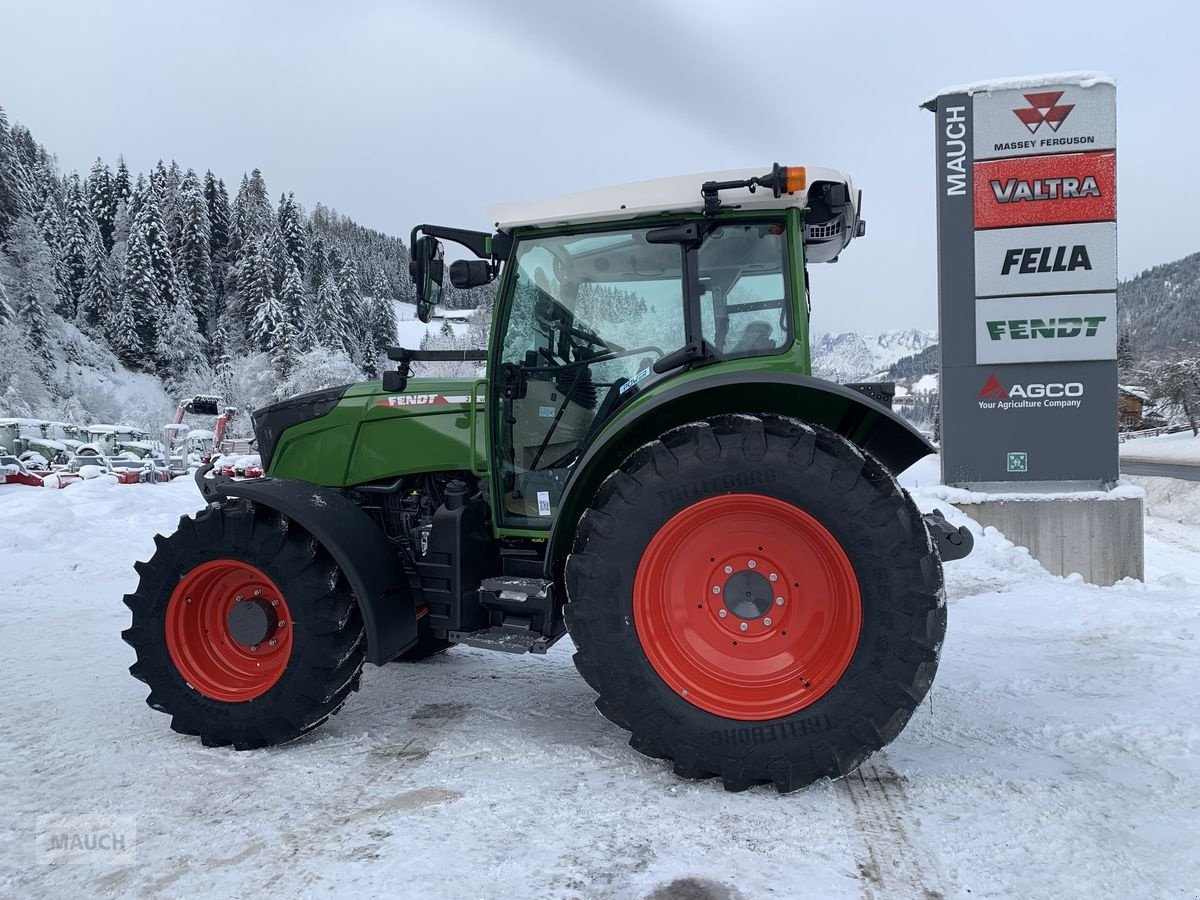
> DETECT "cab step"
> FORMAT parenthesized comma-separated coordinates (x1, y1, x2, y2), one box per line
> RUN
(479, 576, 551, 601)
(449, 623, 562, 655)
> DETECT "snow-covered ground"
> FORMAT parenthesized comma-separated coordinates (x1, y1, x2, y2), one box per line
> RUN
(1120, 430, 1200, 465)
(3, 467, 1199, 898)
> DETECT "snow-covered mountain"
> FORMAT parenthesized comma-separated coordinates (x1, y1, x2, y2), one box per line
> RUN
(810, 328, 937, 383)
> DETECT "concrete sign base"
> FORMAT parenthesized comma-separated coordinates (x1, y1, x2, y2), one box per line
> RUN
(954, 495, 1144, 585)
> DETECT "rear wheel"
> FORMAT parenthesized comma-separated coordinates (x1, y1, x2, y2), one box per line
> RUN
(122, 501, 366, 749)
(565, 414, 944, 792)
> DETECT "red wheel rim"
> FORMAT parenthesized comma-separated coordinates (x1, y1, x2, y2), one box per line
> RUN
(165, 559, 294, 702)
(633, 493, 862, 720)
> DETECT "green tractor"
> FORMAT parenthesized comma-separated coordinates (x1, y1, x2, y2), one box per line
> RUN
(124, 164, 972, 792)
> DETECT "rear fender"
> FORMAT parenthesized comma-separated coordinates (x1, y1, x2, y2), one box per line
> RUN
(197, 467, 417, 664)
(545, 372, 935, 576)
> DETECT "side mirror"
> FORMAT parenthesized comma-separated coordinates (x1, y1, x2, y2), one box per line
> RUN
(409, 235, 444, 323)
(449, 259, 494, 289)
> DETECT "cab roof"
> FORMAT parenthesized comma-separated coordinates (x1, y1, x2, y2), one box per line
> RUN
(488, 165, 856, 231)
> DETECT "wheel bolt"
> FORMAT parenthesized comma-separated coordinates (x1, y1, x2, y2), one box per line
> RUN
(718, 609, 727, 618)
(271, 599, 278, 607)
(724, 565, 733, 574)
(747, 560, 757, 568)
(764, 617, 773, 627)
(776, 597, 784, 606)
(712, 585, 721, 594)
(253, 588, 262, 597)
(250, 644, 259, 651)
(739, 622, 748, 632)
(278, 620, 286, 628)
(681, 689, 689, 697)
(186, 597, 192, 604)
(769, 573, 778, 582)
(268, 639, 276, 647)
(236, 595, 244, 602)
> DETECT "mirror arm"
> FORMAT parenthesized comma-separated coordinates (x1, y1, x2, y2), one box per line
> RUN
(412, 224, 511, 261)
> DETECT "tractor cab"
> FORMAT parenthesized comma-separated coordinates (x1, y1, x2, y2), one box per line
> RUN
(405, 164, 865, 528)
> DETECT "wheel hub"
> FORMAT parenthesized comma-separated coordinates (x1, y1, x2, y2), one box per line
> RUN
(226, 599, 278, 647)
(722, 569, 774, 620)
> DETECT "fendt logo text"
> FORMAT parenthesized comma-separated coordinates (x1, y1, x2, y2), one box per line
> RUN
(1013, 91, 1074, 134)
(985, 316, 1106, 341)
(978, 373, 1084, 410)
(1001, 245, 1092, 275)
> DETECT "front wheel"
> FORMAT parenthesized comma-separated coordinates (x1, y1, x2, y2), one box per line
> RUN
(122, 501, 365, 748)
(565, 414, 945, 792)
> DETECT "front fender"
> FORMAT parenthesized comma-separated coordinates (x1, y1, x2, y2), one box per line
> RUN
(197, 467, 417, 664)
(545, 372, 935, 576)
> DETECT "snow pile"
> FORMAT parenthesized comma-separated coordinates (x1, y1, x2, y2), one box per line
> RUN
(1123, 475, 1200, 527)
(1120, 431, 1200, 464)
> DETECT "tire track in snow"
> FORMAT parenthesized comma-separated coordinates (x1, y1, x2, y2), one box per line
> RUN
(836, 759, 946, 899)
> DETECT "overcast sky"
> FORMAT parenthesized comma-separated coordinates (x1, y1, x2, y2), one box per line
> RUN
(2, 0, 1195, 335)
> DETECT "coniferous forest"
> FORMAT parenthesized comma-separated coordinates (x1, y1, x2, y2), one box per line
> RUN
(0, 105, 487, 432)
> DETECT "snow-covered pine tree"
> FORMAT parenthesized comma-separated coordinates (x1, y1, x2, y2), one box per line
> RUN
(308, 233, 327, 295)
(78, 229, 115, 333)
(0, 106, 36, 245)
(157, 288, 206, 385)
(61, 175, 97, 318)
(132, 186, 183, 318)
(271, 312, 298, 377)
(120, 217, 163, 369)
(109, 198, 132, 272)
(280, 259, 305, 320)
(113, 156, 132, 208)
(313, 271, 350, 352)
(370, 293, 398, 357)
(246, 238, 283, 353)
(0, 215, 57, 367)
(31, 165, 67, 312)
(334, 250, 368, 354)
(86, 158, 117, 253)
(231, 169, 272, 260)
(203, 171, 230, 260)
(177, 172, 213, 333)
(277, 192, 306, 278)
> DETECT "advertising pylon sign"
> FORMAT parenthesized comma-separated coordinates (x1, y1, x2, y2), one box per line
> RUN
(924, 73, 1118, 486)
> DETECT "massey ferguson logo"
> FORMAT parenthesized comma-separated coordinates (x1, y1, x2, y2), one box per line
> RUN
(978, 373, 1084, 410)
(1001, 245, 1092, 275)
(1013, 91, 1074, 134)
(991, 176, 1101, 203)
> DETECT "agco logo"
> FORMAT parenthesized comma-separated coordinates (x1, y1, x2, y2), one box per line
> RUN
(978, 373, 1084, 410)
(1013, 91, 1075, 134)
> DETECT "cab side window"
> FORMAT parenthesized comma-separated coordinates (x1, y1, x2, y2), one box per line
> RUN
(698, 223, 791, 358)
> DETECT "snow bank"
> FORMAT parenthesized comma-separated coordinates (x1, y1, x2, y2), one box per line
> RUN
(1120, 431, 1200, 464)
(1124, 475, 1200, 527)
